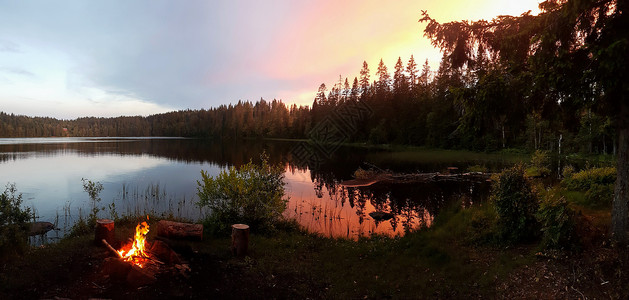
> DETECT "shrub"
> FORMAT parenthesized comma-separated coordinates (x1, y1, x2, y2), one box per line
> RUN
(562, 167, 615, 207)
(562, 167, 616, 191)
(584, 183, 614, 207)
(0, 184, 33, 259)
(527, 150, 551, 177)
(537, 189, 577, 250)
(491, 165, 539, 243)
(197, 153, 287, 234)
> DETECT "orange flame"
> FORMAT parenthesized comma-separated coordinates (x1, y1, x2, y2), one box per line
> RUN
(118, 217, 150, 268)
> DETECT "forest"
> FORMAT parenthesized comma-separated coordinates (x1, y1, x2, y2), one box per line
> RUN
(0, 53, 615, 155)
(0, 0, 624, 159)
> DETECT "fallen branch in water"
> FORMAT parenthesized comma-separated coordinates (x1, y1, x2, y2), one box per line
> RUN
(340, 171, 493, 187)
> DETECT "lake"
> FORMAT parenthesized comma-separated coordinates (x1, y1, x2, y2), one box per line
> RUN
(0, 137, 524, 242)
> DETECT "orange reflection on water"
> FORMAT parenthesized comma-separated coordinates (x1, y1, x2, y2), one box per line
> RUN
(283, 166, 435, 239)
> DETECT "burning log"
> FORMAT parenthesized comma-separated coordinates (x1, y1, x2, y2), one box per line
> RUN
(231, 224, 249, 257)
(102, 257, 157, 287)
(94, 219, 115, 246)
(156, 220, 203, 241)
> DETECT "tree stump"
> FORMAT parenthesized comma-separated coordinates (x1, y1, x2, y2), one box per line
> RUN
(94, 219, 115, 246)
(156, 220, 203, 241)
(231, 224, 249, 257)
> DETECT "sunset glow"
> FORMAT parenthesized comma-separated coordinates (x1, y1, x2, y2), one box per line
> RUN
(0, 0, 542, 118)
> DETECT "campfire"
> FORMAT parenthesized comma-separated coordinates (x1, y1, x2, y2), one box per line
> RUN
(99, 218, 201, 287)
(117, 218, 151, 268)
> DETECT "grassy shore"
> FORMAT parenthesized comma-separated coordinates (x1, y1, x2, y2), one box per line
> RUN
(1, 201, 626, 299)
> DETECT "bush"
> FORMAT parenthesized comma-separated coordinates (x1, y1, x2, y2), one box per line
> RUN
(491, 165, 539, 243)
(537, 189, 577, 250)
(562, 167, 616, 191)
(562, 167, 615, 207)
(527, 150, 551, 177)
(197, 153, 287, 234)
(0, 184, 33, 259)
(584, 183, 614, 207)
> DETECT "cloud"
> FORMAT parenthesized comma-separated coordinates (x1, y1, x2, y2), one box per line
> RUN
(0, 39, 20, 52)
(0, 0, 542, 118)
(0, 67, 35, 77)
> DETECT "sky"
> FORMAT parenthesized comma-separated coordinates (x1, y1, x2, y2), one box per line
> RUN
(0, 0, 542, 119)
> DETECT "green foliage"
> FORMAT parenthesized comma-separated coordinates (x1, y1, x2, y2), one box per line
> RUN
(0, 184, 33, 259)
(527, 150, 551, 177)
(562, 167, 615, 208)
(197, 153, 287, 234)
(584, 183, 614, 208)
(536, 189, 577, 250)
(431, 201, 498, 245)
(368, 120, 388, 144)
(70, 178, 105, 236)
(81, 178, 104, 225)
(563, 167, 616, 190)
(562, 165, 575, 179)
(491, 165, 539, 243)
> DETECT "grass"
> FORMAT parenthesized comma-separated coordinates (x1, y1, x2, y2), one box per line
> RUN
(2, 200, 626, 299)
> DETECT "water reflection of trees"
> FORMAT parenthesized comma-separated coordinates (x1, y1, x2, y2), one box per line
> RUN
(308, 167, 492, 234)
(2, 138, 492, 236)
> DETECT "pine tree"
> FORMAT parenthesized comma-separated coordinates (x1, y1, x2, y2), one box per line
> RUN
(359, 61, 371, 96)
(407, 55, 418, 88)
(393, 57, 408, 94)
(376, 58, 391, 93)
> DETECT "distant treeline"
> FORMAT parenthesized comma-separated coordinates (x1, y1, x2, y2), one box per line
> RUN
(0, 56, 615, 155)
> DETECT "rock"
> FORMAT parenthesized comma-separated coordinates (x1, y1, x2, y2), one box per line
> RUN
(28, 221, 55, 236)
(369, 211, 394, 221)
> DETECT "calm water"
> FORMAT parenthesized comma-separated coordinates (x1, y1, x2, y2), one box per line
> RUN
(0, 137, 519, 242)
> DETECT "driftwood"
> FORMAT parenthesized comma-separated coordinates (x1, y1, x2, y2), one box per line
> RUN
(231, 224, 250, 257)
(156, 220, 203, 241)
(341, 171, 492, 187)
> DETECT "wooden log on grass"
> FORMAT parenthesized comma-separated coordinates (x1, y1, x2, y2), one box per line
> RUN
(95, 219, 115, 246)
(156, 220, 203, 241)
(231, 224, 250, 257)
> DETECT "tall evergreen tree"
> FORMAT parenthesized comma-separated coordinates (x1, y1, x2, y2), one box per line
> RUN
(359, 61, 371, 96)
(407, 54, 418, 88)
(376, 58, 391, 93)
(393, 57, 408, 94)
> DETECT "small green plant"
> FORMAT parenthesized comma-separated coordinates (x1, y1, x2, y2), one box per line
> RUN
(527, 150, 551, 177)
(536, 188, 577, 250)
(74, 178, 104, 234)
(561, 165, 575, 179)
(0, 184, 33, 259)
(491, 164, 539, 243)
(197, 153, 287, 234)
